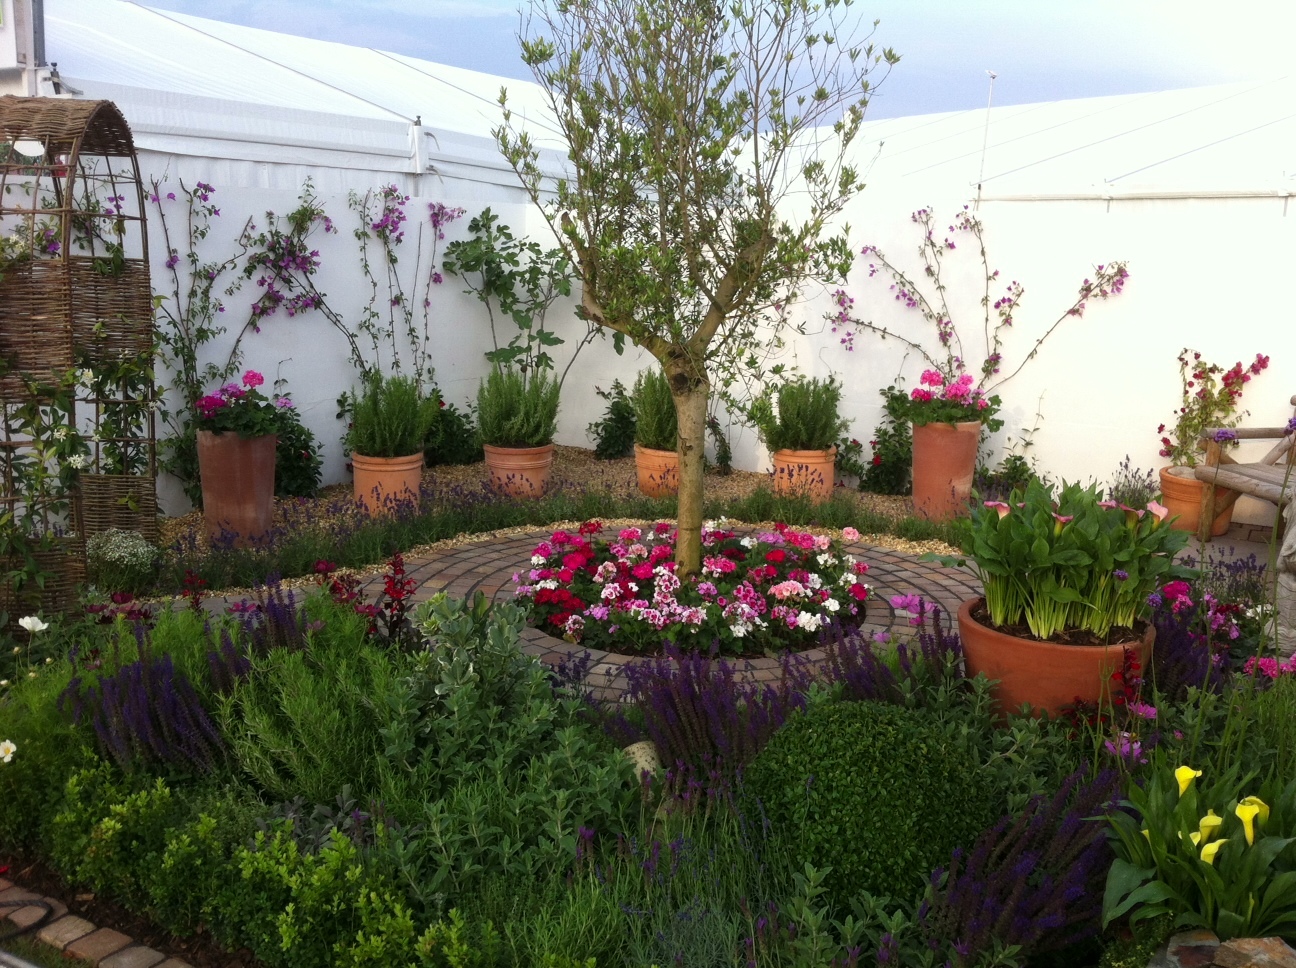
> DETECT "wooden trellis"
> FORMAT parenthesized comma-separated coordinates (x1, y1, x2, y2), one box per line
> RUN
(0, 96, 157, 621)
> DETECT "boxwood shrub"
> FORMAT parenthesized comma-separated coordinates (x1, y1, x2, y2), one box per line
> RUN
(743, 699, 999, 902)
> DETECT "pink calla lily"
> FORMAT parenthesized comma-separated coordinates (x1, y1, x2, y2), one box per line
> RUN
(984, 501, 1011, 519)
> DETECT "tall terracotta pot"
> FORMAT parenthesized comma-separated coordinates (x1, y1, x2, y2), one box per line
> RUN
(483, 443, 555, 498)
(197, 430, 277, 546)
(353, 451, 424, 515)
(957, 598, 1154, 717)
(1158, 465, 1233, 537)
(772, 447, 836, 502)
(634, 444, 679, 498)
(911, 421, 980, 521)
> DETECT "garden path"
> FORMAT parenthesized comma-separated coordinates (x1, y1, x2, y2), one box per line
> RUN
(341, 527, 983, 700)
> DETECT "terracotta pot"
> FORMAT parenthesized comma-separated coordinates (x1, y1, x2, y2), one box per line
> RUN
(197, 430, 277, 546)
(352, 451, 425, 515)
(634, 444, 679, 497)
(771, 447, 836, 502)
(483, 443, 555, 498)
(911, 421, 980, 521)
(1158, 465, 1234, 537)
(957, 598, 1154, 717)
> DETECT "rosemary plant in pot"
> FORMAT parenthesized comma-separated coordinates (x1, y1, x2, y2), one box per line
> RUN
(931, 478, 1190, 715)
(346, 373, 435, 514)
(477, 367, 561, 498)
(631, 367, 679, 497)
(751, 376, 848, 501)
(1156, 348, 1269, 537)
(194, 370, 284, 545)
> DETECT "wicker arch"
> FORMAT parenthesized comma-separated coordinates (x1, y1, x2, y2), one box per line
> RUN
(0, 96, 158, 623)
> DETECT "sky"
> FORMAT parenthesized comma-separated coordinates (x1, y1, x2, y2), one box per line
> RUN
(135, 0, 1289, 119)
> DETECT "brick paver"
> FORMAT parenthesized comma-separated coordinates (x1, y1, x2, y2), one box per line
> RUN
(101, 944, 168, 968)
(37, 914, 97, 950)
(66, 927, 133, 963)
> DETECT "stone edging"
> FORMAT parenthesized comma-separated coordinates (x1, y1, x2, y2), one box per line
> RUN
(0, 877, 191, 967)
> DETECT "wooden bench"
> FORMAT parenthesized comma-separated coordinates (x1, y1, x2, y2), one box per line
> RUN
(1195, 393, 1296, 544)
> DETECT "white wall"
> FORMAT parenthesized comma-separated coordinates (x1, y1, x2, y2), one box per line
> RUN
(138, 127, 1294, 528)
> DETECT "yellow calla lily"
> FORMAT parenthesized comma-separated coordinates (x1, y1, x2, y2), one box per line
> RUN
(1239, 795, 1270, 828)
(1199, 810, 1223, 844)
(1175, 766, 1203, 796)
(1201, 838, 1227, 865)
(1142, 828, 1152, 843)
(1236, 802, 1261, 846)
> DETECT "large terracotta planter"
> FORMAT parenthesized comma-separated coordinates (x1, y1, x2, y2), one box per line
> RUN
(772, 447, 836, 502)
(1158, 465, 1234, 537)
(197, 430, 277, 546)
(957, 598, 1154, 717)
(352, 451, 424, 515)
(634, 444, 679, 498)
(484, 443, 555, 498)
(911, 421, 980, 521)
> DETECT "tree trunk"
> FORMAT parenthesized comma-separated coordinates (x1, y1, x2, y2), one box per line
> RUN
(666, 356, 709, 577)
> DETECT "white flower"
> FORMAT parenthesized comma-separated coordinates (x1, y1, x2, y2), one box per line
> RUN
(67, 454, 89, 470)
(816, 553, 837, 568)
(18, 616, 48, 633)
(53, 427, 68, 440)
(824, 598, 840, 613)
(531, 555, 545, 566)
(807, 573, 823, 590)
(0, 680, 8, 687)
(27, 671, 36, 679)
(45, 656, 53, 664)
(0, 739, 15, 763)
(739, 537, 755, 549)
(535, 580, 559, 591)
(796, 611, 822, 632)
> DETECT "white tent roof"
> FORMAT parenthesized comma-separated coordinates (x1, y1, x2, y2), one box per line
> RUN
(45, 0, 563, 179)
(854, 76, 1296, 198)
(44, 0, 1296, 195)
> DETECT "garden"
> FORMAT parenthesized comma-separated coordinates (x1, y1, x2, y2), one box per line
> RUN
(3, 2, 1296, 968)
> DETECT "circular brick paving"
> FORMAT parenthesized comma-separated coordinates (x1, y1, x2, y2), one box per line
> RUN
(350, 526, 983, 701)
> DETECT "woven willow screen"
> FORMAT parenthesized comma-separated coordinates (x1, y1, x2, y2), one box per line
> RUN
(0, 96, 157, 621)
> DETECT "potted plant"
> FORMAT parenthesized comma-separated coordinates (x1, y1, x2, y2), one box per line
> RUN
(346, 373, 436, 514)
(751, 376, 849, 501)
(931, 478, 1190, 715)
(631, 367, 679, 497)
(1156, 348, 1269, 536)
(193, 370, 284, 545)
(476, 367, 561, 497)
(894, 369, 1001, 521)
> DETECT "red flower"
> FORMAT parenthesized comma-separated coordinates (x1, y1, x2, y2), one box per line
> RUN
(579, 520, 602, 535)
(765, 549, 787, 564)
(848, 583, 869, 601)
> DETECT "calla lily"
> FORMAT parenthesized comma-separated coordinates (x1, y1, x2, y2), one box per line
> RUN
(1199, 810, 1223, 844)
(1175, 765, 1203, 796)
(1141, 827, 1152, 843)
(1121, 505, 1146, 528)
(983, 501, 1011, 519)
(1097, 500, 1120, 510)
(1236, 801, 1262, 845)
(1239, 795, 1269, 828)
(1200, 838, 1227, 865)
(17, 616, 48, 633)
(1146, 501, 1170, 525)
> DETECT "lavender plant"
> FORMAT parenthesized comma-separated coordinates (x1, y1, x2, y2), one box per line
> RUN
(618, 644, 806, 774)
(61, 651, 225, 775)
(918, 769, 1121, 964)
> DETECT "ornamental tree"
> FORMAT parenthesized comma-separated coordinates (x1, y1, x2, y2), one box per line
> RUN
(496, 0, 898, 574)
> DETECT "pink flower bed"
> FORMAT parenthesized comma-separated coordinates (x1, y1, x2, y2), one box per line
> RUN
(513, 520, 872, 656)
